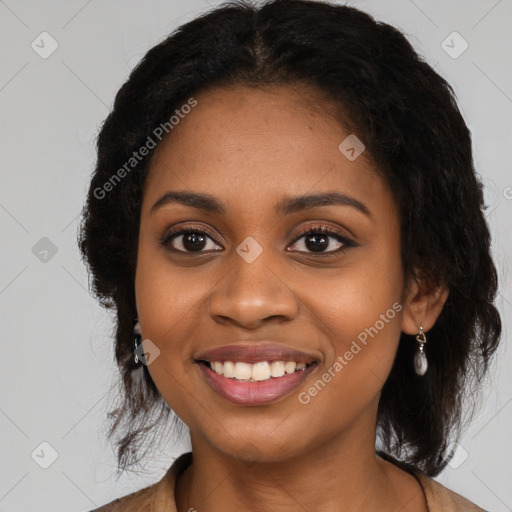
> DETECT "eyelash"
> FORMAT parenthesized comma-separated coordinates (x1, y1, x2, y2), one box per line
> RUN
(159, 224, 355, 256)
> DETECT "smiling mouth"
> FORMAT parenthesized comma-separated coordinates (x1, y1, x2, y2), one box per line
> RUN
(199, 360, 315, 381)
(196, 359, 319, 406)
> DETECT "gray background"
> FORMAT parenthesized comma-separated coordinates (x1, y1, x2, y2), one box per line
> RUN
(0, 0, 511, 510)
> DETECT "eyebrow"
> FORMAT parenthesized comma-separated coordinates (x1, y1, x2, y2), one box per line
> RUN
(150, 191, 371, 218)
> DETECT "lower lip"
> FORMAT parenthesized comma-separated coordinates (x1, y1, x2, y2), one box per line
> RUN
(197, 362, 317, 406)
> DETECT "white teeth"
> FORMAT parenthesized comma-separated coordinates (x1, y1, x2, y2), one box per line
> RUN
(223, 361, 235, 378)
(284, 361, 297, 374)
(211, 361, 224, 375)
(252, 361, 271, 381)
(270, 361, 285, 377)
(234, 362, 252, 380)
(208, 360, 310, 381)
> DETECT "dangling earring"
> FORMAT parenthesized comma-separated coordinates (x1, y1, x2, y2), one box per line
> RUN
(414, 324, 428, 376)
(133, 320, 142, 365)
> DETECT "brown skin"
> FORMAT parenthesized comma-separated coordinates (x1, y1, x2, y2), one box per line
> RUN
(135, 84, 449, 512)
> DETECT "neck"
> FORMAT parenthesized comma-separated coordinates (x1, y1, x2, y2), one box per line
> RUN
(174, 406, 428, 512)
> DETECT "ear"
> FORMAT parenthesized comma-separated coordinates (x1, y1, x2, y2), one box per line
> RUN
(401, 273, 449, 335)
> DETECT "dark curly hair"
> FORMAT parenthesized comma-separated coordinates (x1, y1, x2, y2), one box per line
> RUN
(77, 0, 502, 478)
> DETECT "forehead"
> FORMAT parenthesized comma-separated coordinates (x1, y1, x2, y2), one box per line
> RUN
(143, 84, 392, 218)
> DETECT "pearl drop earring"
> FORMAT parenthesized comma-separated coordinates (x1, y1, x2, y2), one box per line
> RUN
(414, 324, 428, 376)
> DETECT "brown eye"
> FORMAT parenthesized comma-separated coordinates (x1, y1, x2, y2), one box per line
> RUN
(160, 229, 223, 253)
(288, 226, 354, 254)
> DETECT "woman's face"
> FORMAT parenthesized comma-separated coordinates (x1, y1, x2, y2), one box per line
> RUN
(135, 84, 410, 461)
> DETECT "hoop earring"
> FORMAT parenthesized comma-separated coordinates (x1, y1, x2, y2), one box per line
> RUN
(133, 320, 142, 366)
(414, 324, 428, 376)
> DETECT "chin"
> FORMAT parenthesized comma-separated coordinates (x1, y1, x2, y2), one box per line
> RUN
(198, 422, 314, 465)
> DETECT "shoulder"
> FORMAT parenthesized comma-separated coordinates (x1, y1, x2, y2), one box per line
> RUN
(87, 452, 193, 512)
(86, 482, 156, 512)
(377, 451, 488, 512)
(415, 472, 489, 512)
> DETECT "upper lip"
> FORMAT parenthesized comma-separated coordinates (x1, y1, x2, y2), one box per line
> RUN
(196, 342, 321, 364)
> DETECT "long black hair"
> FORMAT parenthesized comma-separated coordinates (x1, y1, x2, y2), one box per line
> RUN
(78, 0, 502, 477)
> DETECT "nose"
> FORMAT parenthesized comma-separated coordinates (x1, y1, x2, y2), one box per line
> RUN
(208, 249, 300, 330)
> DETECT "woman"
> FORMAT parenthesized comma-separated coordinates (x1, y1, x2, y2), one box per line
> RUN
(78, 0, 502, 510)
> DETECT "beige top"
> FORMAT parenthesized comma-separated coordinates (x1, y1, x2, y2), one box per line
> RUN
(89, 452, 487, 512)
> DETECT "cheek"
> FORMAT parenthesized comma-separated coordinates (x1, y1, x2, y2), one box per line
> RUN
(134, 247, 206, 424)
(134, 236, 195, 365)
(308, 274, 402, 363)
(299, 246, 404, 401)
